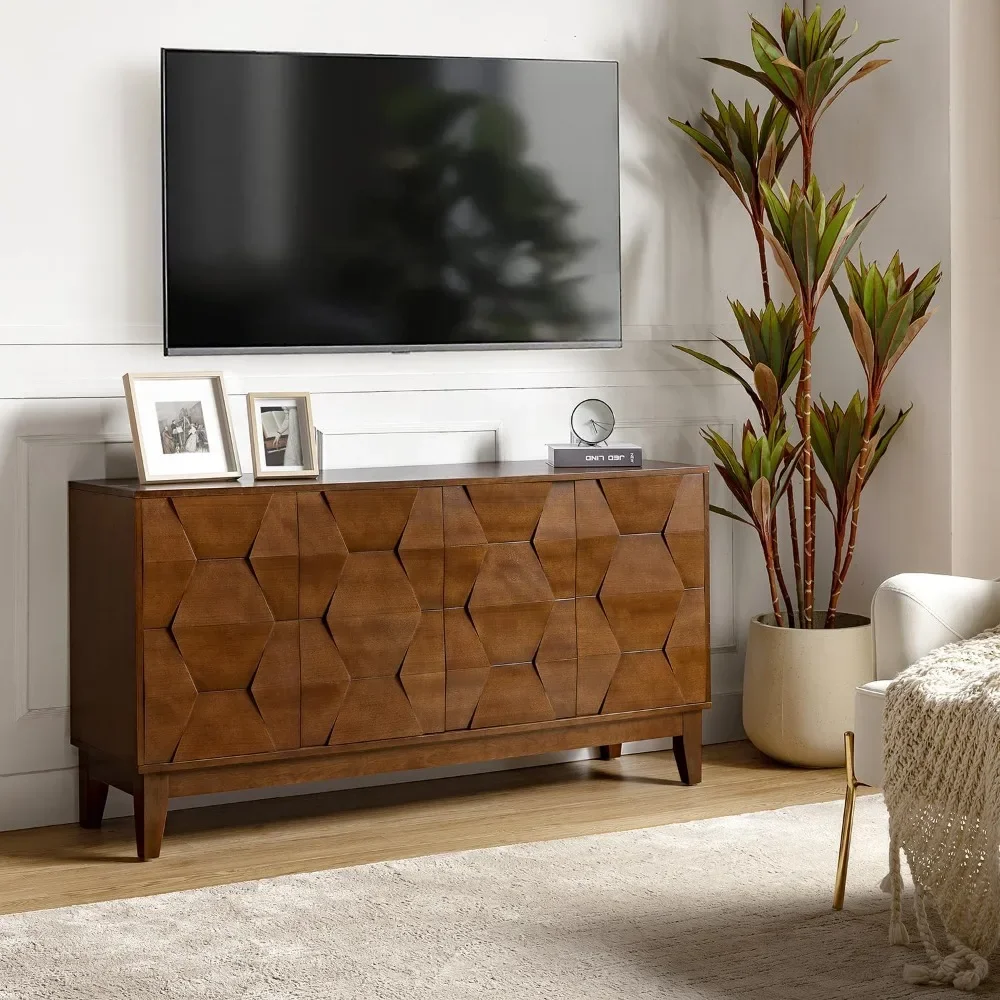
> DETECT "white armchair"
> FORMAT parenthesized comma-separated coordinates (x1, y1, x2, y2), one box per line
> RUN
(833, 573, 1000, 909)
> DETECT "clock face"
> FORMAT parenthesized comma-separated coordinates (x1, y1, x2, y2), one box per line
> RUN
(571, 398, 615, 445)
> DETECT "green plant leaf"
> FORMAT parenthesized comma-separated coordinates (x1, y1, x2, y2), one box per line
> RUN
(761, 182, 791, 243)
(751, 476, 772, 529)
(881, 311, 935, 383)
(668, 118, 728, 161)
(829, 39, 897, 89)
(866, 405, 912, 482)
(876, 293, 914, 361)
(703, 58, 796, 111)
(810, 409, 836, 480)
(783, 342, 805, 393)
(848, 296, 876, 379)
(695, 148, 748, 206)
(675, 344, 758, 400)
(912, 264, 942, 317)
(815, 8, 848, 57)
(754, 362, 780, 419)
(781, 4, 796, 46)
(710, 503, 756, 527)
(749, 435, 765, 481)
(704, 431, 750, 493)
(819, 58, 893, 121)
(751, 32, 799, 100)
(717, 336, 752, 369)
(826, 196, 886, 290)
(761, 228, 804, 305)
(815, 200, 854, 277)
(771, 439, 806, 510)
(830, 281, 852, 331)
(713, 465, 755, 518)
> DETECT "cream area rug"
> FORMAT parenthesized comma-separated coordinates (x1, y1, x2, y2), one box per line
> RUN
(0, 796, 962, 999)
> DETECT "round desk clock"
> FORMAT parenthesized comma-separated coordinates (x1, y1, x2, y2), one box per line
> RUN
(570, 398, 615, 446)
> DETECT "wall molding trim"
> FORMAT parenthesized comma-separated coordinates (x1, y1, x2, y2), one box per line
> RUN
(14, 433, 131, 719)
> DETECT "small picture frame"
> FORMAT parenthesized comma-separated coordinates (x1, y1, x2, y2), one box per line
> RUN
(247, 392, 319, 479)
(123, 372, 242, 484)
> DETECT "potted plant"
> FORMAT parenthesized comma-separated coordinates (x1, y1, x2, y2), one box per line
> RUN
(669, 4, 942, 765)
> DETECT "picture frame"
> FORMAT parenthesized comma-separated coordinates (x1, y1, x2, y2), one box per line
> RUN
(123, 372, 242, 484)
(246, 392, 319, 479)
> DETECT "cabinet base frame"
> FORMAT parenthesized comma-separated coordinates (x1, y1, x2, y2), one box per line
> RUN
(75, 708, 703, 859)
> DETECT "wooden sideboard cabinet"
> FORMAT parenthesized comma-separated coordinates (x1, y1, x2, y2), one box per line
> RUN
(69, 460, 711, 859)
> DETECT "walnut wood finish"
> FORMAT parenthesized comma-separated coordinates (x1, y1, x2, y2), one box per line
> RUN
(69, 491, 139, 764)
(134, 773, 169, 861)
(77, 750, 109, 829)
(674, 711, 704, 786)
(69, 462, 710, 857)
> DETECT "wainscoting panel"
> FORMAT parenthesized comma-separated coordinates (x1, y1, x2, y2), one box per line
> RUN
(317, 426, 500, 470)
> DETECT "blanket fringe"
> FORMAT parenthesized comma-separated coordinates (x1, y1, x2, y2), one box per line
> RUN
(887, 837, 910, 946)
(901, 885, 991, 991)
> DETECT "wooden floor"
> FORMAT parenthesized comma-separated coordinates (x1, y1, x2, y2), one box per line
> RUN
(0, 741, 862, 916)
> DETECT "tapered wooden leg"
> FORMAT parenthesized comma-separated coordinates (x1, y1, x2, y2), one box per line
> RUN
(599, 744, 622, 761)
(77, 751, 109, 830)
(674, 712, 703, 785)
(833, 731, 858, 911)
(134, 774, 169, 861)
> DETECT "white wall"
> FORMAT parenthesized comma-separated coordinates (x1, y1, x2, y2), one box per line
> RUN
(951, 0, 1000, 579)
(1, 0, 790, 831)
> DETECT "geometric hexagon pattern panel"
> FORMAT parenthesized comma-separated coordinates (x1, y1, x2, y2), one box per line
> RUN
(582, 473, 709, 715)
(300, 488, 442, 747)
(141, 475, 708, 762)
(142, 494, 300, 764)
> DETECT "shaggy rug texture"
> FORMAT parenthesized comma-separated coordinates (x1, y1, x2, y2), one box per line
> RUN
(0, 796, 962, 999)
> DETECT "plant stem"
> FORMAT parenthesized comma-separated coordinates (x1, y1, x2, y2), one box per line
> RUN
(798, 305, 816, 627)
(827, 507, 849, 626)
(753, 217, 772, 303)
(801, 127, 813, 190)
(760, 528, 785, 626)
(828, 396, 879, 618)
(798, 116, 816, 626)
(771, 519, 796, 624)
(787, 483, 804, 621)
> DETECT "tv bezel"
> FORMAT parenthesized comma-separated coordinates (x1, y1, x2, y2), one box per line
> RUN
(160, 47, 622, 356)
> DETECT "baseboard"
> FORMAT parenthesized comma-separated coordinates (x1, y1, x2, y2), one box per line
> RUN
(0, 692, 744, 832)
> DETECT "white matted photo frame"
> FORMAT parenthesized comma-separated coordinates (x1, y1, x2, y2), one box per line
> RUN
(247, 392, 319, 479)
(123, 372, 241, 484)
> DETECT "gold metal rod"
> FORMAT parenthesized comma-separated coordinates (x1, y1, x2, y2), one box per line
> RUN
(833, 731, 858, 910)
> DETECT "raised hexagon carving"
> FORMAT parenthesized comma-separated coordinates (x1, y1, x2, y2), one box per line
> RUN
(599, 534, 683, 652)
(326, 551, 421, 675)
(173, 560, 273, 627)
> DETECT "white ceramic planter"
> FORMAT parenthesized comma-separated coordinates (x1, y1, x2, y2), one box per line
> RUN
(742, 612, 874, 767)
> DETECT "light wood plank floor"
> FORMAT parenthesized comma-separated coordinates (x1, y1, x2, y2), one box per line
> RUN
(0, 741, 864, 916)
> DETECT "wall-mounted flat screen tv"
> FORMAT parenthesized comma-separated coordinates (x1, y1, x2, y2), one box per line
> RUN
(161, 49, 621, 355)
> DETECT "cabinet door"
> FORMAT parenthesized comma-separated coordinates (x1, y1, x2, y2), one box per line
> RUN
(577, 475, 709, 717)
(141, 495, 300, 763)
(299, 488, 447, 745)
(443, 482, 577, 730)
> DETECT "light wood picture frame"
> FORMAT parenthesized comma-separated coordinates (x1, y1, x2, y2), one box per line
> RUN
(123, 371, 242, 484)
(247, 392, 319, 479)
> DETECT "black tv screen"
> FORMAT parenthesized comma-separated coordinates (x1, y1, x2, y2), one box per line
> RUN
(161, 49, 621, 354)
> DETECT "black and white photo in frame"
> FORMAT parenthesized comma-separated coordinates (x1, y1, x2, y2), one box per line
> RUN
(247, 392, 318, 479)
(123, 372, 241, 483)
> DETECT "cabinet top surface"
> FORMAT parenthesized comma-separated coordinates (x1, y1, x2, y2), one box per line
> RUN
(70, 459, 706, 497)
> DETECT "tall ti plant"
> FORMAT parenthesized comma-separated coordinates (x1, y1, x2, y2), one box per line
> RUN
(670, 5, 942, 628)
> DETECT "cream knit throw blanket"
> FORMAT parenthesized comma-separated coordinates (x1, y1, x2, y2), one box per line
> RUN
(883, 625, 1000, 991)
